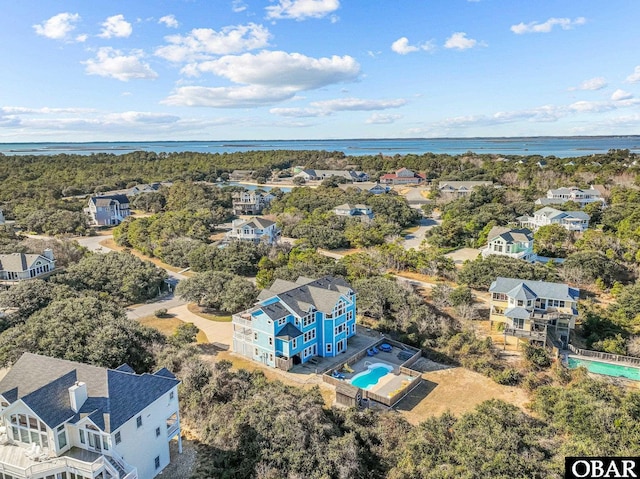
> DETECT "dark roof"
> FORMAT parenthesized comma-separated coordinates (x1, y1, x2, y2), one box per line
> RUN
(275, 323, 303, 341)
(91, 194, 130, 206)
(0, 353, 179, 432)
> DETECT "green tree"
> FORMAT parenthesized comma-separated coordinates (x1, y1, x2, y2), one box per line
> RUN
(533, 224, 570, 258)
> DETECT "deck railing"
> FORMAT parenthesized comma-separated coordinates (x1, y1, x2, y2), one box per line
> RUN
(503, 328, 546, 341)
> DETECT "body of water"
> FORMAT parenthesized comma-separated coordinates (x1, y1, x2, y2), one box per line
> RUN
(2, 136, 640, 158)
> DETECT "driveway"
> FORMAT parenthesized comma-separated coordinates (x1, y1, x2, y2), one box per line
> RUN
(74, 234, 114, 253)
(126, 293, 188, 319)
(168, 304, 233, 349)
(402, 218, 440, 250)
(402, 187, 431, 205)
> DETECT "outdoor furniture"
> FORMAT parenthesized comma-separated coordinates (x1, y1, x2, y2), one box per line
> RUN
(331, 370, 345, 379)
(379, 343, 393, 352)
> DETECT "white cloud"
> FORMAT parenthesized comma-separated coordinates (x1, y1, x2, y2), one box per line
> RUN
(511, 17, 586, 34)
(76, 34, 88, 42)
(391, 37, 435, 55)
(568, 77, 607, 91)
(158, 15, 179, 29)
(33, 13, 81, 41)
(269, 107, 327, 117)
(162, 85, 297, 107)
(98, 14, 133, 39)
(265, 0, 340, 20)
(310, 97, 406, 111)
(611, 89, 633, 101)
(626, 66, 640, 83)
(84, 47, 158, 81)
(105, 111, 180, 124)
(366, 113, 402, 124)
(232, 0, 248, 12)
(568, 101, 616, 113)
(185, 51, 360, 90)
(444, 32, 482, 50)
(155, 23, 271, 63)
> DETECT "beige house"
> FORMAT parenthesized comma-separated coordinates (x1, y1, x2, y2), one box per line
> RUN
(535, 186, 605, 207)
(438, 181, 494, 197)
(0, 250, 55, 281)
(489, 277, 579, 349)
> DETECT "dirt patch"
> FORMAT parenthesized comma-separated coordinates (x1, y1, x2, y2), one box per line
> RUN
(212, 351, 335, 406)
(139, 315, 208, 344)
(395, 366, 530, 424)
(160, 438, 197, 479)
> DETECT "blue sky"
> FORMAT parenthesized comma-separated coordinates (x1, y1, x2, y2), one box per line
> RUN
(2, 0, 640, 141)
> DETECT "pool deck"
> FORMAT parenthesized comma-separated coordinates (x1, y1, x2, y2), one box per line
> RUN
(566, 354, 640, 382)
(334, 345, 417, 397)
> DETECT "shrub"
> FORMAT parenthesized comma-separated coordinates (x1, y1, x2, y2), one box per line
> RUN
(492, 368, 522, 386)
(155, 308, 168, 318)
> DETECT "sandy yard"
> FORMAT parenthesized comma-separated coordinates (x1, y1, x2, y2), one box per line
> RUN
(445, 247, 482, 265)
(395, 365, 530, 424)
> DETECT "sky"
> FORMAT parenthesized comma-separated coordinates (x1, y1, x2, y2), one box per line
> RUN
(2, 0, 640, 141)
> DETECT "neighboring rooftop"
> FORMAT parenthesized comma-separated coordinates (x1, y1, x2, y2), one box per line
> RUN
(489, 277, 579, 302)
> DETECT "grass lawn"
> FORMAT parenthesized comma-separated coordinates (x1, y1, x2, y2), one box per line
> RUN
(138, 315, 208, 344)
(187, 303, 232, 322)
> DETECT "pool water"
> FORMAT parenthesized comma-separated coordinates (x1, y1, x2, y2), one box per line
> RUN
(567, 357, 640, 381)
(351, 363, 394, 390)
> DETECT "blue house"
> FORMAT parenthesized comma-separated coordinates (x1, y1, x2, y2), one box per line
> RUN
(232, 276, 357, 370)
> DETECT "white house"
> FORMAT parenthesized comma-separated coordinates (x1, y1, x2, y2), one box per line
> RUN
(333, 203, 374, 220)
(0, 353, 181, 479)
(293, 169, 369, 182)
(86, 195, 131, 226)
(379, 168, 425, 185)
(0, 250, 55, 281)
(438, 181, 494, 197)
(232, 191, 275, 215)
(482, 227, 534, 261)
(226, 217, 280, 244)
(337, 182, 390, 195)
(535, 186, 605, 208)
(519, 207, 590, 232)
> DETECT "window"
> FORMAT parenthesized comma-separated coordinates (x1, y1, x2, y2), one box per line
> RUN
(136, 416, 142, 428)
(292, 338, 297, 349)
(155, 456, 160, 470)
(79, 430, 85, 444)
(303, 329, 316, 342)
(351, 324, 356, 334)
(347, 311, 353, 321)
(115, 431, 121, 444)
(326, 343, 332, 353)
(169, 391, 174, 401)
(269, 353, 274, 363)
(156, 427, 161, 437)
(254, 332, 258, 340)
(492, 293, 507, 301)
(517, 300, 524, 307)
(254, 348, 259, 356)
(57, 425, 67, 449)
(268, 337, 273, 346)
(9, 413, 48, 448)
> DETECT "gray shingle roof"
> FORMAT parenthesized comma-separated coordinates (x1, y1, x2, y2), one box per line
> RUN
(0, 353, 179, 432)
(256, 276, 353, 316)
(90, 194, 130, 206)
(235, 217, 276, 229)
(504, 307, 532, 319)
(489, 277, 579, 302)
(275, 323, 303, 340)
(0, 253, 53, 273)
(487, 227, 533, 244)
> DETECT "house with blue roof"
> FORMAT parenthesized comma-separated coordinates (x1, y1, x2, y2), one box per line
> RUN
(489, 277, 580, 349)
(0, 353, 181, 479)
(233, 276, 357, 371)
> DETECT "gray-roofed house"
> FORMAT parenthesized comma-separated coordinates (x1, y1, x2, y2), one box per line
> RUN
(481, 227, 534, 261)
(232, 276, 357, 371)
(438, 181, 494, 197)
(86, 194, 131, 226)
(232, 191, 275, 215)
(333, 203, 374, 220)
(0, 249, 55, 281)
(294, 169, 369, 182)
(226, 217, 280, 244)
(0, 352, 181, 479)
(519, 206, 590, 232)
(489, 277, 580, 349)
(535, 185, 605, 208)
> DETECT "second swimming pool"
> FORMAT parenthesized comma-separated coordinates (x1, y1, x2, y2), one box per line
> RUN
(351, 363, 394, 390)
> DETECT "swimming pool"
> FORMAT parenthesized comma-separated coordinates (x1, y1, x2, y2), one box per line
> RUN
(567, 357, 640, 381)
(351, 363, 394, 390)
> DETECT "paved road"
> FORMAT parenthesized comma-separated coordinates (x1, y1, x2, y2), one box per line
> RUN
(402, 218, 440, 250)
(73, 234, 114, 253)
(402, 187, 431, 204)
(126, 294, 188, 319)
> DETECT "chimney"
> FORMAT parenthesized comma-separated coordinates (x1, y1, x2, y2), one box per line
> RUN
(69, 382, 88, 413)
(43, 248, 54, 261)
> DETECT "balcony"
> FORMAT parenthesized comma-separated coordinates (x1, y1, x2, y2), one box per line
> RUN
(0, 442, 137, 479)
(503, 328, 546, 341)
